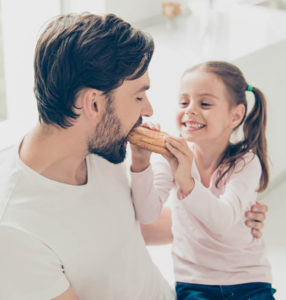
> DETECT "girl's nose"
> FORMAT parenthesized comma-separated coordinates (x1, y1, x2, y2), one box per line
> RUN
(185, 101, 198, 116)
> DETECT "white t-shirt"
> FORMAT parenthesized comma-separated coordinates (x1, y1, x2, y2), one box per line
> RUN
(0, 145, 174, 300)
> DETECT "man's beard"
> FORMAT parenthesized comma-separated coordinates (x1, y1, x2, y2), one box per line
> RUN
(88, 96, 142, 164)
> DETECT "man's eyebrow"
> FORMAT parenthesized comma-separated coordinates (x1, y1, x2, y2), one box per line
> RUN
(134, 85, 150, 94)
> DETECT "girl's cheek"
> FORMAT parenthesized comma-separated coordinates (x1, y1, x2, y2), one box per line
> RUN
(175, 111, 182, 126)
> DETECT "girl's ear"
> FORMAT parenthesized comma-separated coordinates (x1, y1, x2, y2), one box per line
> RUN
(231, 104, 245, 129)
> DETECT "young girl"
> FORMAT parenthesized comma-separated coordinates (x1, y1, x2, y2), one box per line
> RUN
(130, 61, 276, 299)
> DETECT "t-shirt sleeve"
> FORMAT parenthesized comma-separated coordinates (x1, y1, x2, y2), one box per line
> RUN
(0, 225, 70, 300)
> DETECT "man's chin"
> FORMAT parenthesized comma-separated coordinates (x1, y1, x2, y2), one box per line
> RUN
(103, 150, 126, 164)
(91, 143, 127, 164)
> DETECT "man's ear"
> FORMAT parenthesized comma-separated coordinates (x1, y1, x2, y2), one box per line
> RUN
(231, 104, 245, 129)
(81, 88, 104, 123)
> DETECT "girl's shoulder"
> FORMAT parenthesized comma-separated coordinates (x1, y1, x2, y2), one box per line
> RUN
(218, 152, 261, 188)
(232, 151, 262, 177)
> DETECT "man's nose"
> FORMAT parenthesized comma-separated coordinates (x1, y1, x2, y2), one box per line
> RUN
(141, 97, 153, 117)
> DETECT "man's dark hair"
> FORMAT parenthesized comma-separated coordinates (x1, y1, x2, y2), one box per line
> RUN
(34, 13, 154, 128)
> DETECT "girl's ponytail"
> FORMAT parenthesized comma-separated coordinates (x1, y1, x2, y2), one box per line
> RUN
(243, 87, 269, 192)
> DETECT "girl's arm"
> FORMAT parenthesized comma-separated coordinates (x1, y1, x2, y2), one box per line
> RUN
(140, 201, 268, 245)
(163, 136, 265, 236)
(178, 154, 262, 235)
(130, 156, 174, 224)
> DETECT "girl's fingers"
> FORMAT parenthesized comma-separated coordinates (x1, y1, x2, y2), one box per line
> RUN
(141, 122, 160, 131)
(165, 141, 185, 160)
(165, 137, 192, 158)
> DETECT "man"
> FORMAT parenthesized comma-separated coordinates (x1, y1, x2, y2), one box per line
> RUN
(0, 13, 266, 300)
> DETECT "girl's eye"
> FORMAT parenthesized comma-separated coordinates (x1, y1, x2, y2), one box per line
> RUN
(179, 101, 188, 106)
(201, 102, 211, 107)
(136, 97, 143, 101)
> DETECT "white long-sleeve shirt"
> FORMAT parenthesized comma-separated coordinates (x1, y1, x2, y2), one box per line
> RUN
(130, 152, 272, 285)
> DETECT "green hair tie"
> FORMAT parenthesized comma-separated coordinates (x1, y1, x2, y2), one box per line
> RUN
(246, 85, 253, 92)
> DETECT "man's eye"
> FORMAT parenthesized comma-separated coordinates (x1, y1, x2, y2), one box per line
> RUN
(136, 97, 143, 101)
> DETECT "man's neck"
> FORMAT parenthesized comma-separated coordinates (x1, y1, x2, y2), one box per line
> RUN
(19, 123, 88, 186)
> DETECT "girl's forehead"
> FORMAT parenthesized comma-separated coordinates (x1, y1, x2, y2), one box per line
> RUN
(180, 71, 225, 92)
(182, 70, 219, 83)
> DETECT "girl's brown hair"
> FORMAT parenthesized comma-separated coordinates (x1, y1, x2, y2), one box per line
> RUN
(183, 61, 269, 192)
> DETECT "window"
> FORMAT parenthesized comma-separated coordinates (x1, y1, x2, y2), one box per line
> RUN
(0, 1, 6, 122)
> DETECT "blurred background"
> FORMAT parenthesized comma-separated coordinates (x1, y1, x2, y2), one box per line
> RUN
(0, 0, 285, 298)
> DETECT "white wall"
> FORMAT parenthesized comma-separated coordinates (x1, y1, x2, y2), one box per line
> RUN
(63, 0, 162, 24)
(144, 5, 286, 186)
(66, 0, 105, 14)
(233, 39, 286, 184)
(0, 0, 60, 148)
(105, 0, 161, 24)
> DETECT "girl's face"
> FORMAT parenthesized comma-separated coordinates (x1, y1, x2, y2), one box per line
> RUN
(176, 70, 240, 146)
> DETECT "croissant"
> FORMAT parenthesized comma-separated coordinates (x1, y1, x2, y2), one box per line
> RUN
(127, 126, 172, 157)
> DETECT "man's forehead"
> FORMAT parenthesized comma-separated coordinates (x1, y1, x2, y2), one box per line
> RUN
(121, 71, 150, 92)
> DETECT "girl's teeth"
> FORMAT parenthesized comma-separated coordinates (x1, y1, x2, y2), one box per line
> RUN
(185, 123, 204, 128)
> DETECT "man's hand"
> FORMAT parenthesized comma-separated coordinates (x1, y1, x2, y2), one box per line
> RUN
(130, 122, 160, 173)
(245, 200, 268, 238)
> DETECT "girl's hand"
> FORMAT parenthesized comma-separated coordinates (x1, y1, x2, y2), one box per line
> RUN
(130, 122, 160, 173)
(163, 136, 194, 196)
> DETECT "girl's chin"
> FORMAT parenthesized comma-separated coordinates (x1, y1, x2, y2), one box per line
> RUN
(181, 132, 196, 142)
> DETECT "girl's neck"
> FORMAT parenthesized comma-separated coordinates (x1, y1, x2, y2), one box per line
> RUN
(193, 140, 229, 187)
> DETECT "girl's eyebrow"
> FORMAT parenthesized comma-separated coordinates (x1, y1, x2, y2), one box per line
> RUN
(179, 92, 218, 99)
(198, 93, 218, 99)
(179, 93, 189, 97)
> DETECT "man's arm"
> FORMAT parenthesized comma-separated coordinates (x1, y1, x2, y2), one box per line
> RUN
(52, 286, 79, 300)
(140, 206, 173, 245)
(0, 227, 71, 300)
(141, 202, 268, 245)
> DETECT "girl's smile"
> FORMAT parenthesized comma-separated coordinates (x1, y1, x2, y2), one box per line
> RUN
(182, 120, 206, 132)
